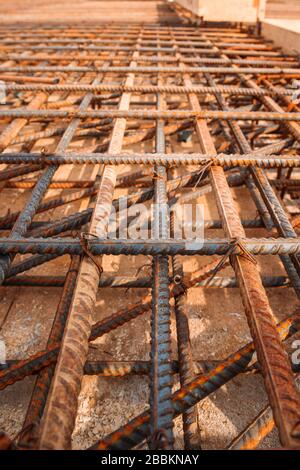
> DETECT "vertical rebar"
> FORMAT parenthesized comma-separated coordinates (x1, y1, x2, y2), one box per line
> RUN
(150, 76, 174, 449)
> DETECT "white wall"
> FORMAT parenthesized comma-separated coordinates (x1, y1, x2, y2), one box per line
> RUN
(176, 0, 266, 23)
(262, 20, 300, 53)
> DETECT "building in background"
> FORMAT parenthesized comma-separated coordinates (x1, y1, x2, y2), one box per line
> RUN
(176, 0, 300, 23)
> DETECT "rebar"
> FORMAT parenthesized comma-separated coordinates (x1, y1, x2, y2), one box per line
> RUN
(1, 7, 300, 451)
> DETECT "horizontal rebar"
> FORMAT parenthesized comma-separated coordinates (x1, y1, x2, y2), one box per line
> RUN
(1, 109, 300, 122)
(1, 83, 297, 98)
(0, 237, 299, 256)
(1, 275, 289, 288)
(0, 152, 299, 168)
(1, 55, 298, 69)
(1, 65, 299, 74)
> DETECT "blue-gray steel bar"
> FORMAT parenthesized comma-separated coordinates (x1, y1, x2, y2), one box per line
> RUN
(149, 88, 174, 449)
(2, 274, 289, 289)
(0, 237, 299, 255)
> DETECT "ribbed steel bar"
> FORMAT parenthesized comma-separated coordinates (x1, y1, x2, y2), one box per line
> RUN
(0, 44, 283, 56)
(2, 181, 95, 189)
(1, 108, 300, 121)
(1, 83, 297, 98)
(1, 274, 289, 289)
(1, 237, 300, 256)
(0, 164, 43, 182)
(2, 65, 299, 74)
(149, 84, 174, 449)
(273, 180, 300, 189)
(83, 355, 299, 377)
(0, 152, 299, 167)
(1, 54, 297, 68)
(6, 253, 60, 279)
(2, 352, 297, 382)
(18, 256, 80, 449)
(171, 210, 201, 449)
(0, 38, 273, 47)
(83, 360, 180, 377)
(165, 69, 202, 447)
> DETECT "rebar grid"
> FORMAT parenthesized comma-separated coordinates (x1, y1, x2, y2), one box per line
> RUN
(0, 4, 300, 451)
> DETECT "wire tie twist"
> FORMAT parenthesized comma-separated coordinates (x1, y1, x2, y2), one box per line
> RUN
(151, 428, 170, 450)
(208, 237, 257, 283)
(120, 83, 127, 95)
(68, 110, 78, 119)
(40, 147, 51, 165)
(177, 279, 188, 297)
(135, 260, 152, 278)
(193, 160, 213, 189)
(152, 169, 166, 181)
(80, 232, 103, 276)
